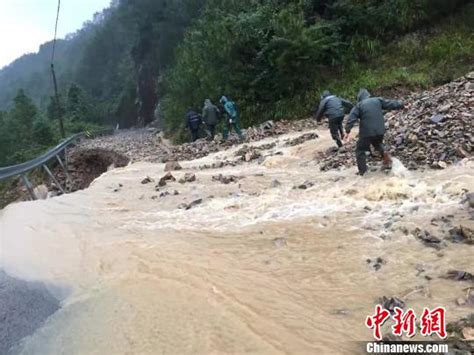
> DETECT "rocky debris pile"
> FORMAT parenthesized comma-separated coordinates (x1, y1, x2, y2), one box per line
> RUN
(446, 314, 474, 349)
(386, 72, 473, 169)
(55, 148, 130, 191)
(235, 145, 262, 162)
(75, 129, 165, 163)
(245, 119, 316, 141)
(316, 72, 474, 171)
(284, 132, 319, 147)
(165, 139, 220, 162)
(212, 174, 242, 184)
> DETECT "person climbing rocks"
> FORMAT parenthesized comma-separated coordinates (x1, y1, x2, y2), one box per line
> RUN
(220, 96, 244, 142)
(185, 107, 202, 142)
(202, 99, 220, 140)
(314, 90, 353, 149)
(344, 89, 404, 175)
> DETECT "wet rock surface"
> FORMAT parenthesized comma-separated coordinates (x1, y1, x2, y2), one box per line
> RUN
(316, 73, 474, 171)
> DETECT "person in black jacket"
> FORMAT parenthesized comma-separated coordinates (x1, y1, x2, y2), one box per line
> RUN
(314, 90, 353, 148)
(185, 107, 202, 142)
(345, 89, 404, 175)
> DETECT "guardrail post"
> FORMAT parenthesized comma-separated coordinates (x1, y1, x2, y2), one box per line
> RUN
(43, 164, 65, 194)
(20, 174, 37, 201)
(56, 154, 73, 189)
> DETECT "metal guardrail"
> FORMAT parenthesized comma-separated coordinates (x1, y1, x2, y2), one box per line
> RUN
(0, 128, 114, 200)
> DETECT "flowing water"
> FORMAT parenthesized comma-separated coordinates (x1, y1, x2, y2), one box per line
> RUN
(0, 129, 473, 354)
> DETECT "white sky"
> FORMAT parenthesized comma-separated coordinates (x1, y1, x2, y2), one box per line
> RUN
(0, 0, 111, 69)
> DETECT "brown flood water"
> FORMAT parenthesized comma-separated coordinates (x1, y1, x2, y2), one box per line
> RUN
(1, 129, 473, 354)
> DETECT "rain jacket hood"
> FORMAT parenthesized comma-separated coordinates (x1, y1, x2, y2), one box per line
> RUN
(357, 89, 371, 102)
(220, 96, 228, 104)
(321, 90, 332, 99)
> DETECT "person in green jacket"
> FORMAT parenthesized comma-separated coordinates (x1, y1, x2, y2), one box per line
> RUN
(314, 90, 353, 148)
(220, 96, 244, 141)
(345, 89, 404, 175)
(202, 99, 220, 140)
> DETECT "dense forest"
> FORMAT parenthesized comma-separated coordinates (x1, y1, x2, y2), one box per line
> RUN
(0, 0, 473, 166)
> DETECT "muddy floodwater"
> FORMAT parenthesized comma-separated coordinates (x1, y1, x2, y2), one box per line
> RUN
(1, 130, 473, 354)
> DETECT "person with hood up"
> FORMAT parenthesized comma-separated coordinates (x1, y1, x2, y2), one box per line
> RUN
(220, 96, 244, 141)
(185, 107, 202, 142)
(345, 89, 404, 175)
(202, 99, 220, 140)
(314, 90, 353, 148)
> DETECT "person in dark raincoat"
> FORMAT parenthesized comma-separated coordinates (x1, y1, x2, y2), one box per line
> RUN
(345, 89, 404, 175)
(185, 107, 202, 142)
(220, 96, 244, 141)
(202, 99, 220, 140)
(314, 90, 353, 148)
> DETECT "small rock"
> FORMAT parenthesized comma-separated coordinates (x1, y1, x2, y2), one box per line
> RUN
(179, 173, 196, 184)
(462, 192, 474, 208)
(438, 103, 452, 113)
(430, 114, 445, 124)
(271, 179, 282, 188)
(141, 176, 154, 184)
(449, 226, 474, 244)
(185, 198, 203, 210)
(414, 229, 443, 249)
(437, 161, 448, 169)
(443, 270, 474, 281)
(295, 181, 314, 190)
(272, 237, 287, 248)
(164, 161, 182, 171)
(378, 296, 405, 313)
(33, 185, 49, 199)
(212, 174, 241, 184)
(158, 172, 176, 186)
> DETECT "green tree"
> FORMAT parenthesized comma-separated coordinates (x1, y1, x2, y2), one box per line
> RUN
(9, 89, 38, 143)
(33, 117, 55, 146)
(66, 84, 91, 122)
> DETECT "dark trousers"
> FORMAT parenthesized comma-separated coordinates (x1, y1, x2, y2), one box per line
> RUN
(190, 129, 199, 142)
(356, 135, 385, 174)
(329, 117, 345, 147)
(206, 124, 216, 140)
(223, 119, 243, 140)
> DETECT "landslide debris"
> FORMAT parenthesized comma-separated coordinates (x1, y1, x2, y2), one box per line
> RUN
(316, 73, 473, 171)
